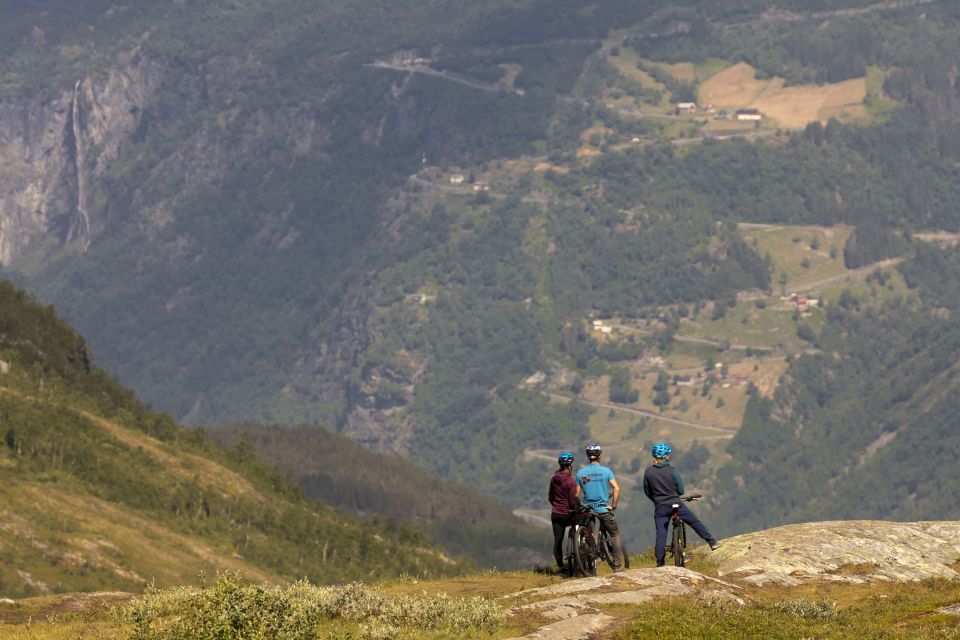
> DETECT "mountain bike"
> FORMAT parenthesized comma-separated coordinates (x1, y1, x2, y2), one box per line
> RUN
(571, 506, 628, 575)
(666, 494, 701, 567)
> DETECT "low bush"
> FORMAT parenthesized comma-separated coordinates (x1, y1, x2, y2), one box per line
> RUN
(771, 598, 838, 620)
(123, 572, 501, 640)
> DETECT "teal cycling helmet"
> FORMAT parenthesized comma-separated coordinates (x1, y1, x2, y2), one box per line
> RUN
(651, 442, 672, 458)
(558, 451, 575, 466)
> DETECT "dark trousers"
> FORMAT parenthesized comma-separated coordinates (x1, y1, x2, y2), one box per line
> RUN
(551, 512, 575, 568)
(654, 502, 715, 566)
(595, 511, 625, 570)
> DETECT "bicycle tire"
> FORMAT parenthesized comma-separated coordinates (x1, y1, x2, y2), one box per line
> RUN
(573, 525, 597, 577)
(672, 521, 685, 567)
(598, 529, 615, 571)
(563, 528, 577, 577)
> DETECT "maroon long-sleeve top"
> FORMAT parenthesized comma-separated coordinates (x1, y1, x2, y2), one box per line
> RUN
(548, 470, 578, 516)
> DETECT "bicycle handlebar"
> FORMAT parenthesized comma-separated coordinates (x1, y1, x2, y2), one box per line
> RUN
(683, 494, 702, 502)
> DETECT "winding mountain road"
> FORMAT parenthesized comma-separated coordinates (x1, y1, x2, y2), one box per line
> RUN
(545, 392, 737, 435)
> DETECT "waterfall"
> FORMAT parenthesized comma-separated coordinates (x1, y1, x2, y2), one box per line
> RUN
(65, 79, 90, 248)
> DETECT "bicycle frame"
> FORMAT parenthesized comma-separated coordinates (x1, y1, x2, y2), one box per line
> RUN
(667, 494, 700, 567)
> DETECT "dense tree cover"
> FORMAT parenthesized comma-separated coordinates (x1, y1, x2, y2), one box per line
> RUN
(710, 246, 960, 535)
(630, 2, 958, 85)
(0, 282, 466, 593)
(609, 368, 639, 404)
(211, 423, 546, 568)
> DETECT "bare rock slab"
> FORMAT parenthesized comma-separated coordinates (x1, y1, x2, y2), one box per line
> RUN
(710, 520, 960, 585)
(505, 613, 616, 640)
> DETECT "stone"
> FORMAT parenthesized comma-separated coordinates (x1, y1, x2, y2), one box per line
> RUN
(505, 576, 611, 599)
(504, 613, 617, 640)
(939, 604, 960, 616)
(709, 521, 960, 585)
(0, 360, 8, 374)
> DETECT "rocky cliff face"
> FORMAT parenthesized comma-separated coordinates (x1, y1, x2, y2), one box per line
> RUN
(0, 56, 165, 265)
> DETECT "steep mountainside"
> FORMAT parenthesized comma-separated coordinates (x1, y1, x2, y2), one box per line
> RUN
(5, 0, 960, 546)
(0, 281, 464, 597)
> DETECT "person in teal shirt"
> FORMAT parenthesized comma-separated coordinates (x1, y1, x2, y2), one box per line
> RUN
(575, 443, 625, 571)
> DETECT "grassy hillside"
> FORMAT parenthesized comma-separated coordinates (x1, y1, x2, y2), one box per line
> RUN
(0, 281, 465, 597)
(210, 423, 549, 568)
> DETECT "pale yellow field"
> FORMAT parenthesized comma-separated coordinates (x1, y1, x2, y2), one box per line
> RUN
(699, 62, 868, 129)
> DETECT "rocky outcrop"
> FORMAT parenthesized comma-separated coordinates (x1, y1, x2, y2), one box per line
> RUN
(709, 520, 960, 585)
(0, 57, 166, 264)
(504, 567, 745, 639)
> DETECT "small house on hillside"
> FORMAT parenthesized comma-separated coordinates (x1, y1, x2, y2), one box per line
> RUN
(677, 102, 697, 114)
(449, 174, 465, 184)
(736, 108, 763, 121)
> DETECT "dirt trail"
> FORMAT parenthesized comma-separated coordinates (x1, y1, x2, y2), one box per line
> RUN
(366, 61, 525, 95)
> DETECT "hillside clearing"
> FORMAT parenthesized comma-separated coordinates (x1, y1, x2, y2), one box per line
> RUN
(699, 62, 868, 129)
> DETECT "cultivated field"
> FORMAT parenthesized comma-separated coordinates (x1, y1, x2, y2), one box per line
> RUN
(699, 62, 868, 129)
(740, 223, 853, 290)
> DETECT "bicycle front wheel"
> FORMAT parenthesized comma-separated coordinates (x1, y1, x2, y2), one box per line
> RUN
(573, 526, 598, 577)
(563, 529, 577, 577)
(597, 529, 614, 570)
(672, 521, 685, 567)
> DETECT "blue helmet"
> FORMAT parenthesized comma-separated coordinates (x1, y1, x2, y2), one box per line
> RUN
(585, 443, 602, 458)
(558, 451, 575, 466)
(651, 442, 672, 458)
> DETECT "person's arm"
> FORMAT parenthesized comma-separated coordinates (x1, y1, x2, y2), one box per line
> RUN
(642, 473, 652, 500)
(673, 468, 685, 496)
(609, 478, 621, 509)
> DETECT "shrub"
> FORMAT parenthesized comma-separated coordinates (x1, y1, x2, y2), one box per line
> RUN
(124, 572, 501, 640)
(771, 598, 838, 620)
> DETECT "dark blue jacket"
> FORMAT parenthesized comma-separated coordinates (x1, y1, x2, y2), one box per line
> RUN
(642, 462, 685, 506)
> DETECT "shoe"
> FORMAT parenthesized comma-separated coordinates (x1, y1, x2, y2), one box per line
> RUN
(655, 563, 665, 568)
(709, 541, 721, 551)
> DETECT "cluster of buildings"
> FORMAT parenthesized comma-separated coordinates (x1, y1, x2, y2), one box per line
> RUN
(675, 364, 749, 389)
(448, 174, 491, 191)
(676, 102, 717, 114)
(592, 319, 614, 334)
(675, 102, 764, 121)
(783, 293, 820, 310)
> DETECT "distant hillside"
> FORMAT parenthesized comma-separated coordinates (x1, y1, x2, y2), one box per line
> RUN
(0, 281, 464, 597)
(210, 424, 549, 568)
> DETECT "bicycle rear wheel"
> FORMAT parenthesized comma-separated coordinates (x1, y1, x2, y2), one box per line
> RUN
(573, 526, 598, 577)
(672, 521, 685, 567)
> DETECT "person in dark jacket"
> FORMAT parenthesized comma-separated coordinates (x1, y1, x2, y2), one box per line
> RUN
(548, 451, 578, 574)
(642, 442, 720, 567)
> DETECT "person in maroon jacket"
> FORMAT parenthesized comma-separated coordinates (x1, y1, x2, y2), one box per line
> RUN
(548, 451, 578, 575)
